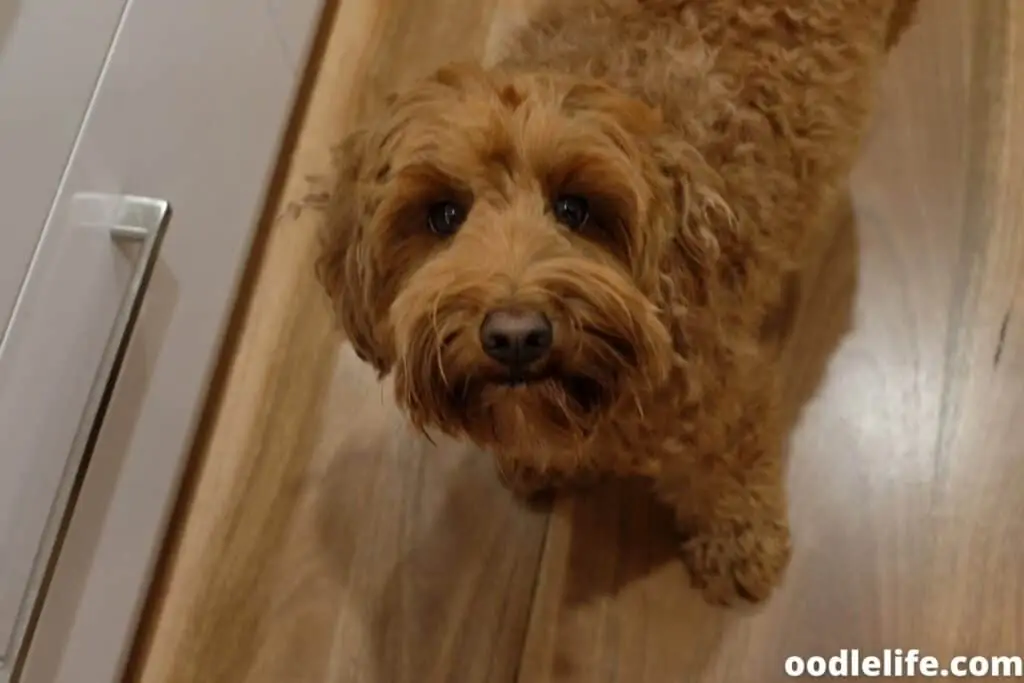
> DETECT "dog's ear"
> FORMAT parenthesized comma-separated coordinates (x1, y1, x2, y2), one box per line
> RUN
(317, 127, 394, 375)
(561, 80, 735, 282)
(646, 133, 736, 278)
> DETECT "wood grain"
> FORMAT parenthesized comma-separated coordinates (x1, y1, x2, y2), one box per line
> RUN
(129, 0, 1024, 682)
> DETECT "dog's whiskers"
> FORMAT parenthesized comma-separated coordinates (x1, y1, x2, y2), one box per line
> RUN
(436, 350, 450, 388)
(429, 293, 444, 341)
(398, 354, 432, 426)
(631, 388, 646, 420)
(551, 386, 576, 434)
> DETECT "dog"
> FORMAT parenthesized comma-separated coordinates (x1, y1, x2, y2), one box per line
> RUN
(317, 0, 920, 606)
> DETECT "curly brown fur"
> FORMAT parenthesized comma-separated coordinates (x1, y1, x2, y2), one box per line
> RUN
(318, 0, 919, 606)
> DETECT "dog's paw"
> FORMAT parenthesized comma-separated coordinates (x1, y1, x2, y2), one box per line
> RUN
(680, 516, 791, 607)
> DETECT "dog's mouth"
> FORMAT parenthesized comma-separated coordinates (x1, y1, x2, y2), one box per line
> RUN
(431, 324, 639, 424)
(491, 370, 550, 388)
(482, 371, 606, 414)
(560, 375, 607, 414)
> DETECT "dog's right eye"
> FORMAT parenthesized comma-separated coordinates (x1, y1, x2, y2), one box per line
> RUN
(426, 201, 467, 236)
(552, 194, 590, 231)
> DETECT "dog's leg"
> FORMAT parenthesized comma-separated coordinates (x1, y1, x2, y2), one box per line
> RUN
(654, 381, 792, 607)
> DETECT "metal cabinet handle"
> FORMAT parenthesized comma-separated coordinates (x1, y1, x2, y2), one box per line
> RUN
(0, 193, 170, 664)
(77, 192, 173, 413)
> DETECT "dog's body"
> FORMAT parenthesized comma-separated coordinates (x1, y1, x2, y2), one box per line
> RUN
(320, 0, 919, 605)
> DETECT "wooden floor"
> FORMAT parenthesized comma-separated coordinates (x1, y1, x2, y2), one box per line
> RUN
(129, 0, 1024, 681)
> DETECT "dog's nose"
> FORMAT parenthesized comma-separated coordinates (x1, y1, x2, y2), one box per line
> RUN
(479, 309, 553, 368)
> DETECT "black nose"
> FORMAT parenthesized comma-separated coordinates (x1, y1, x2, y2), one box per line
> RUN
(479, 309, 553, 368)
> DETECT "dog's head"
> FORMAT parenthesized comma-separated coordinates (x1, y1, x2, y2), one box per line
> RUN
(318, 64, 731, 450)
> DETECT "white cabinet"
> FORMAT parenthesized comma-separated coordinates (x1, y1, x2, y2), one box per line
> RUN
(0, 0, 323, 681)
(0, 0, 129, 331)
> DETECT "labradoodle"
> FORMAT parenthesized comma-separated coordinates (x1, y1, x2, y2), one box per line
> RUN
(317, 0, 920, 606)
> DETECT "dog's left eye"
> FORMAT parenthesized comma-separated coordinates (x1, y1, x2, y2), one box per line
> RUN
(552, 195, 590, 230)
(426, 201, 468, 236)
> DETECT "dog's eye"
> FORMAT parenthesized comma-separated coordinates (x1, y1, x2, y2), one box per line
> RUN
(426, 201, 467, 236)
(552, 195, 589, 230)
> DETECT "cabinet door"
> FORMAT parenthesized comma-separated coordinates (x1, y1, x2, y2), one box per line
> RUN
(2, 0, 324, 681)
(0, 0, 129, 333)
(0, 0, 133, 664)
(0, 0, 323, 679)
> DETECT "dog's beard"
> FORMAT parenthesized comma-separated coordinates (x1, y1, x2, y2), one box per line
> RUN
(399, 335, 621, 447)
(390, 258, 673, 452)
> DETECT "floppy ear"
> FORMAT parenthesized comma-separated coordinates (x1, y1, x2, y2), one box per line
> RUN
(316, 128, 394, 375)
(562, 79, 735, 283)
(647, 132, 736, 277)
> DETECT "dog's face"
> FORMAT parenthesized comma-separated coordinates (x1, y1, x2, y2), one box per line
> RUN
(319, 65, 728, 451)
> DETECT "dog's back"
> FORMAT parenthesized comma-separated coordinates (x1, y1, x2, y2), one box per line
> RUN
(500, 0, 919, 163)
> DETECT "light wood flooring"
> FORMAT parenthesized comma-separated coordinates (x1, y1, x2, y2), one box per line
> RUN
(128, 0, 1024, 681)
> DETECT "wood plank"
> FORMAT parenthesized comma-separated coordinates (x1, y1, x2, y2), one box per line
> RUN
(128, 1, 550, 682)
(518, 1, 1024, 680)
